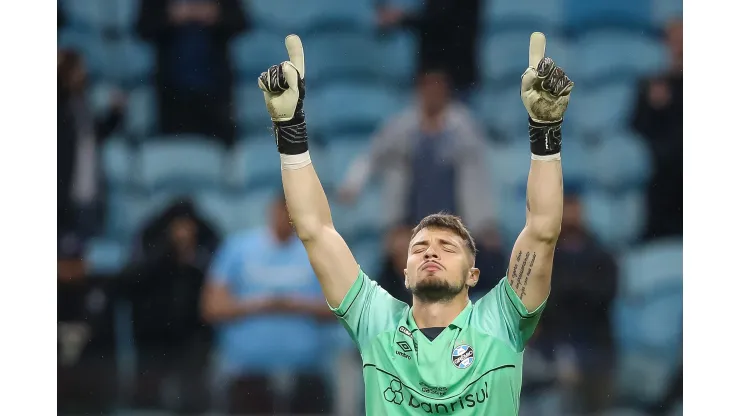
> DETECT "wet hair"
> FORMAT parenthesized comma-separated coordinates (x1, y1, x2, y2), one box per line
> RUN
(410, 212, 477, 257)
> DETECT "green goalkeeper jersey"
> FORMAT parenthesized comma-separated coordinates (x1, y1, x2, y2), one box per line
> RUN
(330, 269, 546, 415)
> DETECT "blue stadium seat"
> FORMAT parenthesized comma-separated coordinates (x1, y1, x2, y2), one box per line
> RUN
(193, 191, 236, 235)
(231, 31, 287, 78)
(568, 82, 635, 135)
(58, 29, 107, 79)
(303, 33, 387, 86)
(652, 0, 683, 26)
(138, 138, 226, 191)
(105, 191, 176, 240)
(104, 0, 140, 32)
(125, 85, 157, 137)
(481, 31, 569, 85)
(569, 31, 668, 85)
(612, 238, 682, 403)
(377, 32, 418, 85)
(228, 189, 282, 232)
(308, 84, 404, 137)
(582, 190, 646, 248)
(588, 130, 652, 191)
(484, 0, 564, 33)
(105, 37, 154, 85)
(324, 140, 371, 190)
(229, 139, 282, 190)
(101, 137, 134, 187)
(235, 82, 274, 136)
(475, 86, 529, 141)
(563, 0, 652, 34)
(61, 0, 108, 31)
(331, 185, 385, 242)
(84, 238, 127, 274)
(88, 82, 116, 118)
(349, 237, 384, 278)
(247, 0, 316, 33)
(298, 0, 375, 33)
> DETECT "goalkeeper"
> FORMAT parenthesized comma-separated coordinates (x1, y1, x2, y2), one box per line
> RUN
(257, 32, 573, 415)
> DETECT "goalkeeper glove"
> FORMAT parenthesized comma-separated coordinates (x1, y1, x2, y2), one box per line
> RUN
(520, 32, 574, 159)
(257, 34, 309, 157)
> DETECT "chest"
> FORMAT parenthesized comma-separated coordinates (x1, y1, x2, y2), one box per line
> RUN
(230, 248, 316, 295)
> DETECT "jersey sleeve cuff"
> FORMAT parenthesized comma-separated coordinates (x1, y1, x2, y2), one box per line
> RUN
(503, 277, 548, 318)
(328, 266, 366, 318)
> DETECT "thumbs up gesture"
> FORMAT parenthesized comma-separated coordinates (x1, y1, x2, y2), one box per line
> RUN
(258, 34, 309, 155)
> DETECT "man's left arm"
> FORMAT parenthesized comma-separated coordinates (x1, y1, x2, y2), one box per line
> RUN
(507, 32, 573, 312)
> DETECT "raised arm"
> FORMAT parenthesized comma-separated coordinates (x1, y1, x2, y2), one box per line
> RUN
(508, 33, 573, 312)
(257, 35, 358, 308)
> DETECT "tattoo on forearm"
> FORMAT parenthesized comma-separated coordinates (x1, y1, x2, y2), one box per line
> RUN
(509, 251, 537, 299)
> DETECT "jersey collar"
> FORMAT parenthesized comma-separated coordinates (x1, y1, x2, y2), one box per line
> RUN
(406, 300, 474, 331)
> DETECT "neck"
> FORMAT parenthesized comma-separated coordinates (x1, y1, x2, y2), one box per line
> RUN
(411, 293, 468, 328)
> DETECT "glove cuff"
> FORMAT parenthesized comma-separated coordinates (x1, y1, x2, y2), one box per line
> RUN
(529, 117, 562, 156)
(274, 117, 309, 155)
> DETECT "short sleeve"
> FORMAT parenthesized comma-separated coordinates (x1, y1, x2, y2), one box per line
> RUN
(207, 238, 238, 285)
(472, 277, 547, 352)
(330, 269, 408, 351)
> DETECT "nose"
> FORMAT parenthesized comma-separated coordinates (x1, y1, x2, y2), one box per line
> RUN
(423, 246, 439, 260)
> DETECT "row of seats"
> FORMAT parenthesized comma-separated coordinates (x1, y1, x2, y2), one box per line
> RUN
(60, 0, 682, 37)
(103, 132, 651, 193)
(95, 78, 640, 140)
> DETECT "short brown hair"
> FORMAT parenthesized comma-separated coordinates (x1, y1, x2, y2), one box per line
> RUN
(410, 213, 477, 257)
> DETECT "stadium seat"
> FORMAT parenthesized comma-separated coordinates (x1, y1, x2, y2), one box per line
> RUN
(61, 0, 108, 31)
(588, 130, 652, 191)
(193, 191, 236, 235)
(568, 82, 636, 135)
(481, 31, 569, 85)
(231, 31, 287, 78)
(88, 82, 116, 118)
(105, 37, 154, 86)
(569, 31, 668, 86)
(308, 84, 404, 138)
(105, 190, 176, 239)
(331, 184, 385, 242)
(235, 82, 274, 136)
(229, 139, 282, 190)
(298, 0, 375, 33)
(483, 0, 564, 34)
(104, 0, 140, 32)
(58, 29, 107, 79)
(324, 140, 371, 190)
(582, 190, 646, 249)
(377, 31, 418, 86)
(563, 0, 652, 34)
(247, 0, 316, 33)
(101, 137, 135, 187)
(84, 238, 127, 274)
(303, 33, 388, 86)
(651, 0, 683, 27)
(125, 85, 157, 137)
(612, 238, 682, 403)
(349, 237, 383, 278)
(138, 138, 226, 191)
(227, 189, 281, 232)
(474, 86, 529, 141)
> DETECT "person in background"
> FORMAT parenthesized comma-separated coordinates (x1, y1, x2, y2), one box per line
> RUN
(58, 49, 125, 239)
(137, 0, 248, 147)
(339, 69, 495, 235)
(375, 0, 482, 99)
(121, 199, 219, 414)
(631, 18, 683, 241)
(537, 187, 619, 414)
(201, 194, 336, 415)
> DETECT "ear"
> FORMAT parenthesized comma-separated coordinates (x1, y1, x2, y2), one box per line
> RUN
(467, 268, 480, 288)
(404, 268, 409, 289)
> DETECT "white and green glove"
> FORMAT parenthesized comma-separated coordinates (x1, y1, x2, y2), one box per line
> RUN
(520, 32, 574, 160)
(257, 34, 309, 159)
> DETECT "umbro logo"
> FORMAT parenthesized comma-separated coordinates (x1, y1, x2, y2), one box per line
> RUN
(397, 341, 412, 353)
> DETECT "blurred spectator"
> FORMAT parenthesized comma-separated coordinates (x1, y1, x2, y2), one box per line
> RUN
(58, 247, 118, 415)
(339, 69, 495, 233)
(137, 0, 248, 147)
(538, 189, 619, 414)
(120, 199, 219, 413)
(58, 49, 125, 238)
(376, 223, 506, 304)
(631, 18, 683, 241)
(376, 0, 481, 98)
(201, 194, 335, 415)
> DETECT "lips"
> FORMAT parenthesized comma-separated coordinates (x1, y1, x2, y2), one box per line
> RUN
(421, 261, 443, 271)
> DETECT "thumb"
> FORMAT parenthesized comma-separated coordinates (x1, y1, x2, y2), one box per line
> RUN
(285, 34, 305, 79)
